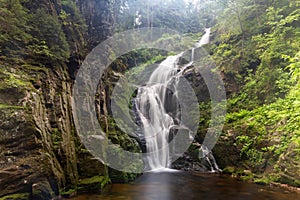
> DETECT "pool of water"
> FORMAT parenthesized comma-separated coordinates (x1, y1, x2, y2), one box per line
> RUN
(68, 171, 300, 200)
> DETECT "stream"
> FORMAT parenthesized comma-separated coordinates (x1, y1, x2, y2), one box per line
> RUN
(68, 171, 300, 200)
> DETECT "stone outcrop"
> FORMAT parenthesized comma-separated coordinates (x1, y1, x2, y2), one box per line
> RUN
(0, 64, 108, 199)
(0, 0, 134, 198)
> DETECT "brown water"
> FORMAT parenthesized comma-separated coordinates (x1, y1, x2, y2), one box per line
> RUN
(68, 171, 300, 200)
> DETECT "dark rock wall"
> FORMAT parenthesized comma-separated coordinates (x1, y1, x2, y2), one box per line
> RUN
(0, 64, 108, 199)
(0, 0, 115, 198)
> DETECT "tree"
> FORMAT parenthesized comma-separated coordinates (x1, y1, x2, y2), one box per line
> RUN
(0, 0, 32, 60)
(116, 0, 203, 33)
(249, 1, 300, 103)
(28, 8, 70, 63)
(59, 0, 87, 57)
(77, 0, 114, 46)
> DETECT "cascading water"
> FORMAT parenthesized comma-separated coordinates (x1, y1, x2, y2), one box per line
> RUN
(196, 28, 211, 47)
(199, 145, 220, 172)
(135, 55, 182, 170)
(135, 28, 216, 171)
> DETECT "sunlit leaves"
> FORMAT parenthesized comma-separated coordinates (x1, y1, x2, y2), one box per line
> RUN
(284, 52, 300, 82)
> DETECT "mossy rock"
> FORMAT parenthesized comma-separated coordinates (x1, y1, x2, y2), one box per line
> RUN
(237, 170, 254, 181)
(0, 104, 25, 110)
(254, 178, 269, 186)
(31, 181, 55, 200)
(60, 188, 77, 198)
(78, 175, 111, 191)
(222, 166, 236, 174)
(0, 193, 30, 200)
(222, 166, 255, 182)
(278, 173, 300, 187)
(109, 168, 139, 183)
(187, 143, 200, 160)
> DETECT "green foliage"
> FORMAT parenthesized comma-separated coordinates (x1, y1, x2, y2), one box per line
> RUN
(116, 0, 203, 33)
(0, 0, 32, 59)
(225, 84, 300, 172)
(60, 0, 87, 57)
(213, 0, 300, 110)
(223, 30, 299, 177)
(27, 40, 54, 59)
(28, 8, 70, 63)
(285, 51, 300, 82)
(248, 2, 300, 103)
(0, 0, 88, 65)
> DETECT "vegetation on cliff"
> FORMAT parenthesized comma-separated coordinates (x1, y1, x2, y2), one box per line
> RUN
(209, 0, 300, 186)
(0, 0, 300, 199)
(0, 0, 113, 199)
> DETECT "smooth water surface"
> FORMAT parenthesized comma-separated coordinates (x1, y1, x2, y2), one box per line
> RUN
(68, 172, 300, 200)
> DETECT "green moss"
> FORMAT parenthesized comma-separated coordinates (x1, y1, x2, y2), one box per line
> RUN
(222, 167, 255, 182)
(60, 188, 77, 197)
(0, 104, 25, 110)
(238, 170, 254, 181)
(254, 178, 270, 186)
(5, 73, 29, 88)
(21, 64, 49, 74)
(0, 69, 32, 91)
(0, 193, 30, 200)
(51, 128, 62, 148)
(222, 166, 236, 174)
(78, 175, 111, 191)
(109, 168, 140, 183)
(60, 176, 110, 197)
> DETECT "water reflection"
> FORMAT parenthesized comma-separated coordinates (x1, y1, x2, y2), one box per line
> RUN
(68, 172, 300, 200)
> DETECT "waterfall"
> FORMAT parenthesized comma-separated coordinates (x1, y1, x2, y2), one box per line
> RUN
(135, 28, 217, 171)
(199, 145, 220, 172)
(191, 48, 195, 61)
(135, 54, 182, 170)
(195, 28, 211, 47)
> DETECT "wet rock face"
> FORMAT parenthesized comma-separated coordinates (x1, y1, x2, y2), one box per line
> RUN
(171, 142, 221, 172)
(0, 108, 45, 197)
(95, 66, 143, 183)
(77, 0, 113, 47)
(0, 69, 56, 199)
(0, 0, 122, 198)
(0, 109, 62, 199)
(0, 65, 109, 199)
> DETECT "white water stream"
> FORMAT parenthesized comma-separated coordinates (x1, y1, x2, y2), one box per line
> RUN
(135, 28, 216, 171)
